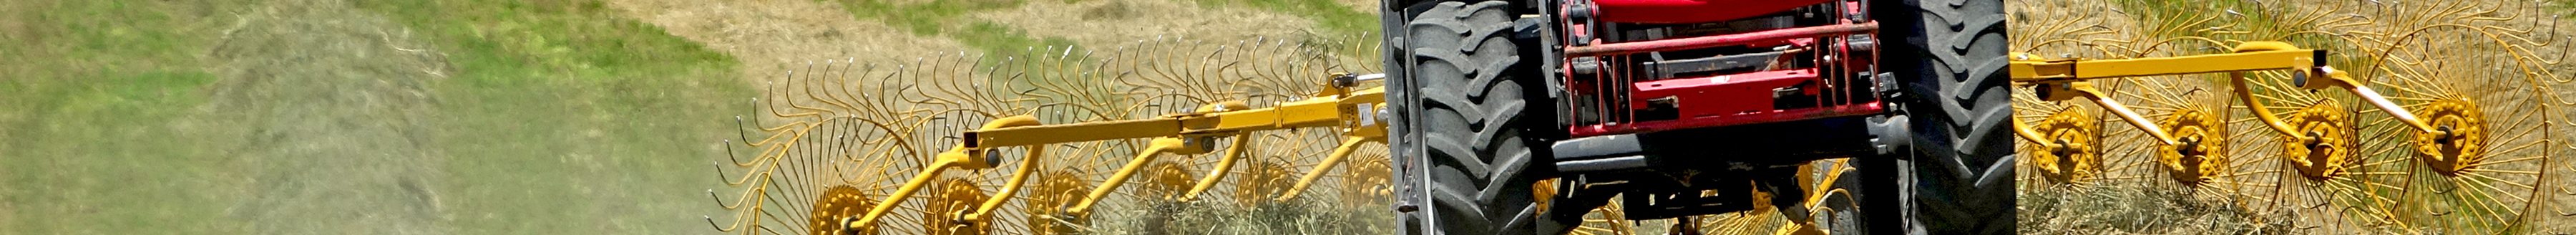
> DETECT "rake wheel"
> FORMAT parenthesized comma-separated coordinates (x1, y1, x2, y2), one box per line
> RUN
(2099, 75, 2275, 208)
(2364, 26, 2557, 234)
(2238, 71, 2406, 232)
(707, 59, 945, 235)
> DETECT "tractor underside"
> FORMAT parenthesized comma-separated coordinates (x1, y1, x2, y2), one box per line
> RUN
(1534, 0, 1901, 220)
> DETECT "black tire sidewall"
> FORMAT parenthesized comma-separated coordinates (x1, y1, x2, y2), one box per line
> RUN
(1396, 1, 1559, 234)
(1870, 0, 2015, 234)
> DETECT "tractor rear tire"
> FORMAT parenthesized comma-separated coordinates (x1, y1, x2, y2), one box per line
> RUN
(1401, 1, 1559, 234)
(1871, 0, 2015, 234)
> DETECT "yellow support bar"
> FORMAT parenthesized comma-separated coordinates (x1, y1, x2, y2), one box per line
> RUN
(966, 118, 1186, 148)
(965, 87, 1383, 148)
(2009, 49, 2321, 82)
(1064, 137, 1194, 216)
(2009, 41, 2443, 140)
(1274, 135, 1385, 201)
(1179, 134, 1256, 202)
(2033, 81, 2178, 145)
(2228, 72, 2309, 139)
(962, 143, 1044, 223)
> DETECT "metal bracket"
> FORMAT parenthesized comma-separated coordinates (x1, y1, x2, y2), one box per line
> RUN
(1645, 51, 1787, 78)
(1867, 114, 1910, 155)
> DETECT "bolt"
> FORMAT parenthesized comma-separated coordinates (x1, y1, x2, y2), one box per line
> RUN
(2434, 125, 2457, 144)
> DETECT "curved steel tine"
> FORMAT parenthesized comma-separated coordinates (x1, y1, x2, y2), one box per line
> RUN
(707, 188, 734, 209)
(713, 159, 739, 183)
(912, 57, 942, 104)
(834, 59, 858, 107)
(811, 59, 848, 112)
(722, 138, 750, 168)
(799, 60, 822, 116)
(705, 215, 734, 232)
(733, 117, 756, 146)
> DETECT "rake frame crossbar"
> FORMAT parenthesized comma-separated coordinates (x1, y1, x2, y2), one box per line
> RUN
(963, 87, 1382, 148)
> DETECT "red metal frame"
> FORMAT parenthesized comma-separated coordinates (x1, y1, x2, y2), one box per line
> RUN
(1591, 0, 1836, 24)
(1563, 22, 1877, 57)
(1558, 0, 1881, 138)
(1629, 69, 1819, 118)
(1569, 103, 1883, 136)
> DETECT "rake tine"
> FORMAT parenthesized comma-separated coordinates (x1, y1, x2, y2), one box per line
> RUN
(707, 188, 736, 210)
(712, 157, 743, 182)
(706, 215, 735, 232)
(726, 132, 752, 166)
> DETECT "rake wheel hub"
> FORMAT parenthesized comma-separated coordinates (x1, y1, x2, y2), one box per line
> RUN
(2157, 110, 2225, 186)
(1342, 157, 1392, 205)
(2031, 109, 2102, 183)
(2411, 100, 2486, 176)
(1027, 170, 1089, 234)
(1140, 162, 1194, 201)
(1233, 158, 1294, 203)
(926, 178, 990, 235)
(809, 186, 879, 235)
(2284, 103, 2354, 180)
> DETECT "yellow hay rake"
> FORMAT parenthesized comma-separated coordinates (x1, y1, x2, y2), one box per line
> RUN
(701, 37, 1411, 235)
(699, 1, 2575, 234)
(696, 32, 1874, 234)
(2007, 0, 2572, 233)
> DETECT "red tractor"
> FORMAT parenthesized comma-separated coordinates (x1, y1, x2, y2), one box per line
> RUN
(1372, 0, 2013, 234)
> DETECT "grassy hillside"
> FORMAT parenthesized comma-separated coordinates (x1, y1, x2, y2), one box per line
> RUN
(0, 0, 1380, 234)
(1, 0, 747, 234)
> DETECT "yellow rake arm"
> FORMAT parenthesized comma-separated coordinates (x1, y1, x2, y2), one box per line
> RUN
(2008, 42, 2444, 144)
(846, 74, 1390, 231)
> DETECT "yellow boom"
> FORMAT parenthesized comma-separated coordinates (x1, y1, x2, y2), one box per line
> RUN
(844, 74, 1390, 231)
(2006, 42, 2442, 156)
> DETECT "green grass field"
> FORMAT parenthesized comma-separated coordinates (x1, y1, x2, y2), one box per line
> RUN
(1, 0, 748, 234)
(0, 0, 1380, 234)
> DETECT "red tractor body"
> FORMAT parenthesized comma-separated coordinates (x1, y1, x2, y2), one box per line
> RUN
(1589, 0, 1837, 24)
(1379, 0, 2014, 234)
(1556, 1, 1885, 138)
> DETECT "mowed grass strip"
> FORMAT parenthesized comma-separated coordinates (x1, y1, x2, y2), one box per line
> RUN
(4, 0, 752, 234)
(356, 0, 751, 234)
